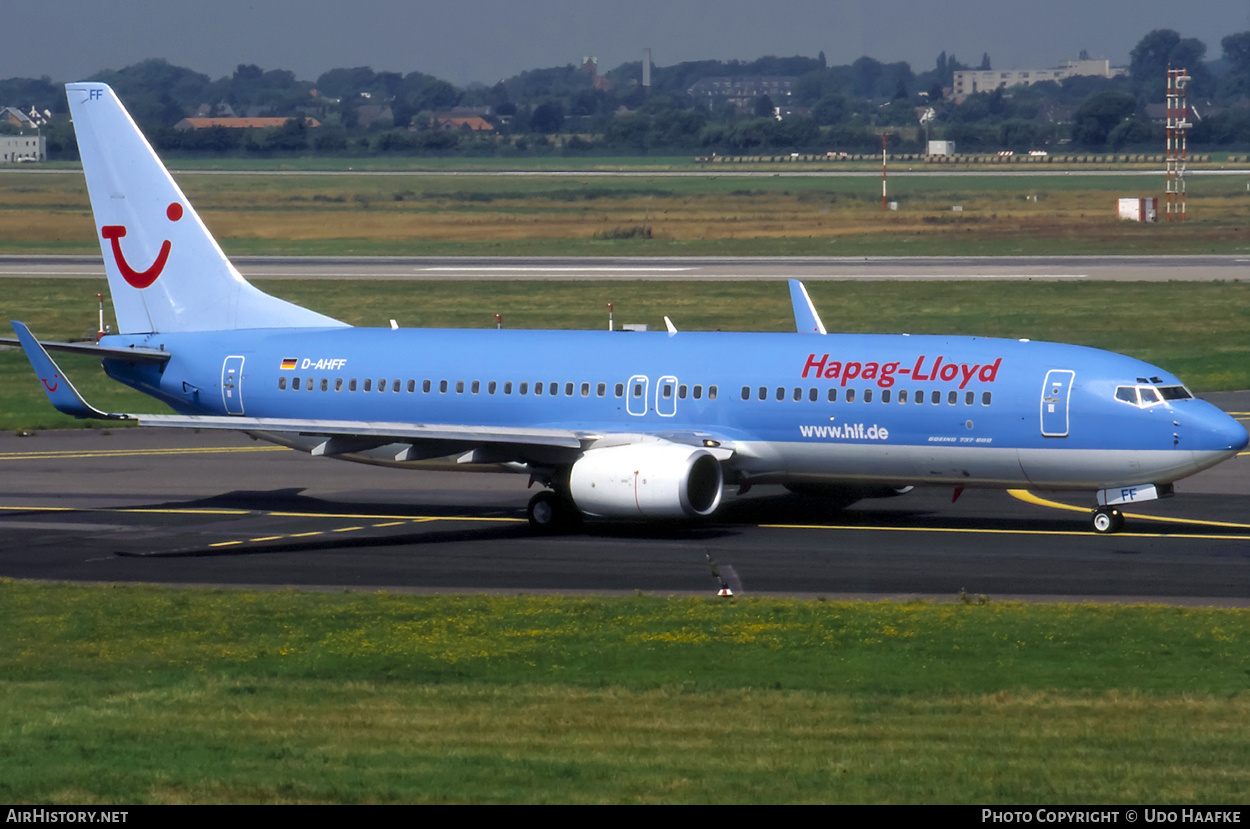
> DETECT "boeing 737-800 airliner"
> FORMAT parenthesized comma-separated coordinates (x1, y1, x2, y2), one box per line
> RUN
(8, 84, 1248, 534)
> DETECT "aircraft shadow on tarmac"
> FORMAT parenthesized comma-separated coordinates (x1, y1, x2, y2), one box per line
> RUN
(95, 486, 1209, 560)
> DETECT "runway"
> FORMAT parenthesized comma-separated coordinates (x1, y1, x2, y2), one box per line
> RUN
(2, 254, 1247, 282)
(2, 390, 1247, 605)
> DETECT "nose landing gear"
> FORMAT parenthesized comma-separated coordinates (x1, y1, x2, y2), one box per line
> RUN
(1091, 506, 1125, 534)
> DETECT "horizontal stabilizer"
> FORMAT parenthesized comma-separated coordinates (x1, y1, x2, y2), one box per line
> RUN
(0, 335, 170, 363)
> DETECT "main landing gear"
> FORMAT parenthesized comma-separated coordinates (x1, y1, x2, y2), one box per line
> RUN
(527, 490, 582, 533)
(1091, 506, 1125, 534)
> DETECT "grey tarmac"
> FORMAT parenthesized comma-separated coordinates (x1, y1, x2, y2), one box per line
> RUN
(0, 391, 1246, 605)
(1, 254, 1247, 282)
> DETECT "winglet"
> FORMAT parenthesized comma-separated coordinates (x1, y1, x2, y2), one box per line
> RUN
(11, 321, 131, 420)
(789, 280, 826, 335)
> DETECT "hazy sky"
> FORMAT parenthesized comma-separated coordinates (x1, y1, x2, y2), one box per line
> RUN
(5, 0, 1247, 87)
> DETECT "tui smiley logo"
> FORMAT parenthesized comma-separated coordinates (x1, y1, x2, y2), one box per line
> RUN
(101, 202, 183, 289)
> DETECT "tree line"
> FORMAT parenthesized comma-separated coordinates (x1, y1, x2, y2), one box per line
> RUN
(1, 27, 1247, 159)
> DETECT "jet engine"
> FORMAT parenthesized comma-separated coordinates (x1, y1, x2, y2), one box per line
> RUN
(568, 443, 724, 519)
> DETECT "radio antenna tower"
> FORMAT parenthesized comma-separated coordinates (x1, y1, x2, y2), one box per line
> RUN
(1165, 67, 1191, 222)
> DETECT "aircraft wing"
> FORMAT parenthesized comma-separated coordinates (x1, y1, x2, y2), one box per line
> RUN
(138, 415, 737, 466)
(139, 413, 590, 449)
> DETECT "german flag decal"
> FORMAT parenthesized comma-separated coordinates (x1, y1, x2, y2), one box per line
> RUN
(280, 358, 298, 370)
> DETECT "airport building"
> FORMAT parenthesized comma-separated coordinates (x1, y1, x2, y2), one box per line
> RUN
(687, 77, 795, 112)
(952, 59, 1126, 96)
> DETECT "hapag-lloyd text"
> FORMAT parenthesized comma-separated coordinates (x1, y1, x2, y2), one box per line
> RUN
(802, 354, 1003, 389)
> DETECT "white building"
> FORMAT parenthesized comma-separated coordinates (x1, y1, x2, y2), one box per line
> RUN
(952, 59, 1126, 97)
(0, 135, 46, 163)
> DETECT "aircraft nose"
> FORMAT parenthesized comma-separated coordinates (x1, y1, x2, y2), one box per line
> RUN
(1192, 405, 1249, 453)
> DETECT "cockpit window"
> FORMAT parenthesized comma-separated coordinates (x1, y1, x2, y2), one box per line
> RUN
(1115, 384, 1191, 408)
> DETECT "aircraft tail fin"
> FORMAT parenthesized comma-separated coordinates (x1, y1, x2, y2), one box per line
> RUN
(66, 83, 345, 335)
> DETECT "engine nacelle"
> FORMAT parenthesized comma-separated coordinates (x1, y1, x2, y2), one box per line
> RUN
(568, 443, 724, 519)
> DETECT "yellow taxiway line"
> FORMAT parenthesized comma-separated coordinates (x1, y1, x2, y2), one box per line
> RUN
(1007, 489, 1250, 530)
(0, 446, 291, 461)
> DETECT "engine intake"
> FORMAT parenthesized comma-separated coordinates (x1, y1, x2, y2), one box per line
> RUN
(568, 443, 724, 519)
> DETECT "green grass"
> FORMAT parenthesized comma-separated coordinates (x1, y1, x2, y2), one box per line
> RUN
(3, 278, 1247, 430)
(0, 582, 1247, 804)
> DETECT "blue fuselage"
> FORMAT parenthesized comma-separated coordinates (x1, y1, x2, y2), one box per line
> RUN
(101, 326, 1248, 492)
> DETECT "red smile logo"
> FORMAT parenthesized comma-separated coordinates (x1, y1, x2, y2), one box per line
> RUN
(102, 202, 183, 289)
(41, 374, 59, 393)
